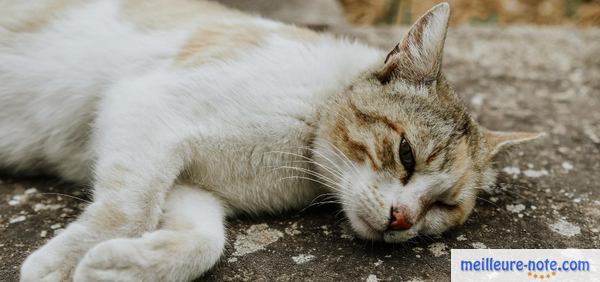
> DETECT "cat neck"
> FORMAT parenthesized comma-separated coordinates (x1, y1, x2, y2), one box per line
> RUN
(294, 37, 384, 136)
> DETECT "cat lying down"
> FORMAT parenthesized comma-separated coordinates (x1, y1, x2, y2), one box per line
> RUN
(0, 1, 540, 281)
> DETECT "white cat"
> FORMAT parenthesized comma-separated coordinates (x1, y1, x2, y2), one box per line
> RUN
(0, 1, 540, 281)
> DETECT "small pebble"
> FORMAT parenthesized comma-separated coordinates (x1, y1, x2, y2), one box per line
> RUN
(9, 215, 26, 224)
(227, 257, 238, 263)
(506, 204, 526, 213)
(471, 242, 487, 249)
(470, 95, 484, 107)
(291, 254, 315, 264)
(24, 188, 38, 195)
(561, 161, 574, 171)
(427, 243, 448, 257)
(502, 166, 521, 176)
(549, 219, 581, 237)
(523, 169, 549, 178)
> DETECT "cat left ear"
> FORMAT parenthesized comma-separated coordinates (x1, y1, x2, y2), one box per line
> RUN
(483, 129, 545, 157)
(377, 3, 450, 84)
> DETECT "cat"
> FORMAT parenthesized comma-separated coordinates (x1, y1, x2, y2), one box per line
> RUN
(0, 1, 541, 281)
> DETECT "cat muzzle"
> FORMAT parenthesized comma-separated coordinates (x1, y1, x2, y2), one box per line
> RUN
(388, 207, 413, 230)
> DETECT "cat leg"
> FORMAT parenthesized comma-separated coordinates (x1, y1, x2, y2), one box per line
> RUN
(73, 185, 226, 282)
(20, 146, 185, 282)
(21, 80, 190, 282)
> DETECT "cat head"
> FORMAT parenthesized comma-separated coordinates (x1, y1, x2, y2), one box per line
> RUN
(314, 3, 542, 242)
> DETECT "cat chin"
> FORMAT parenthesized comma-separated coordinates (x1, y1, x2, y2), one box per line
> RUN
(383, 229, 419, 243)
(351, 226, 383, 241)
(346, 213, 384, 241)
(349, 216, 420, 243)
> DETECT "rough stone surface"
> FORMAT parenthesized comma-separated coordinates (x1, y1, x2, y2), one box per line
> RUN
(1, 10, 599, 282)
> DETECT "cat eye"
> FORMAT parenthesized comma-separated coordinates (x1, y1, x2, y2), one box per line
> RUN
(434, 200, 459, 209)
(399, 137, 415, 175)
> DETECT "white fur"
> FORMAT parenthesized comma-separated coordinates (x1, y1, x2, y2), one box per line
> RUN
(74, 185, 226, 282)
(2, 1, 384, 281)
(4, 1, 469, 280)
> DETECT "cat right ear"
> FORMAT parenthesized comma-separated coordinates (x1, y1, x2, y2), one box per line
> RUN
(376, 3, 450, 84)
(483, 129, 546, 157)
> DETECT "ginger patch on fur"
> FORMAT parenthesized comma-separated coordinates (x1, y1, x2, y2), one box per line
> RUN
(120, 0, 244, 31)
(174, 24, 266, 67)
(0, 0, 78, 33)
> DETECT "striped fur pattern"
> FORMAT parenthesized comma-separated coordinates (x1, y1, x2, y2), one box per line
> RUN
(0, 1, 540, 281)
(314, 3, 541, 241)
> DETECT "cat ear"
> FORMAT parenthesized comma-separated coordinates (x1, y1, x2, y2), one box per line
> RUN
(377, 3, 450, 84)
(483, 129, 545, 157)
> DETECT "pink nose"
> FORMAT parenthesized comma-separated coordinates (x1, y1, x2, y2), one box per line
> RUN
(389, 208, 413, 230)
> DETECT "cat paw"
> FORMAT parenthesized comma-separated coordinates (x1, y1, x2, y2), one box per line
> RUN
(20, 247, 72, 282)
(73, 238, 153, 282)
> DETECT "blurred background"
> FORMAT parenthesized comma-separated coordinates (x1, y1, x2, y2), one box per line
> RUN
(216, 0, 600, 27)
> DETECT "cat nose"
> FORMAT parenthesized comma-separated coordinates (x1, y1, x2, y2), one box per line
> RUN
(388, 208, 413, 230)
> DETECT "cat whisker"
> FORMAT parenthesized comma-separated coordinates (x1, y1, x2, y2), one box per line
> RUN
(334, 216, 350, 228)
(265, 149, 346, 184)
(301, 200, 342, 212)
(495, 185, 531, 202)
(287, 159, 344, 179)
(323, 140, 360, 175)
(277, 176, 344, 194)
(305, 142, 358, 177)
(475, 195, 502, 210)
(269, 163, 334, 181)
(298, 145, 350, 177)
(272, 165, 341, 190)
(39, 192, 92, 204)
(301, 193, 340, 212)
(266, 151, 344, 179)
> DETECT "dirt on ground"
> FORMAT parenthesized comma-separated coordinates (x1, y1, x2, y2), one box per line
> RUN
(1, 4, 600, 282)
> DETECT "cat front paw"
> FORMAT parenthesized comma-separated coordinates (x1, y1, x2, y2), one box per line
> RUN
(20, 247, 72, 282)
(73, 238, 152, 282)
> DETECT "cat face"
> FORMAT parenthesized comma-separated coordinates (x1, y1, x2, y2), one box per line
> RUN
(314, 3, 540, 242)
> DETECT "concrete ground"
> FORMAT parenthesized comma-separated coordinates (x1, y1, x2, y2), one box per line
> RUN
(1, 4, 600, 282)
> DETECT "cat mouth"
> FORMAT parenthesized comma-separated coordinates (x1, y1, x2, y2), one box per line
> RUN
(355, 215, 387, 240)
(357, 215, 419, 242)
(358, 216, 419, 243)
